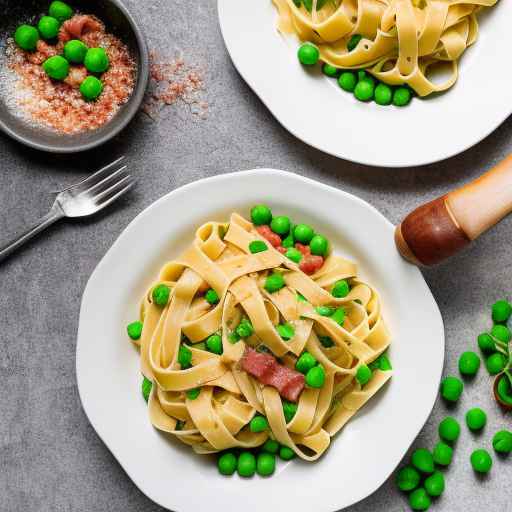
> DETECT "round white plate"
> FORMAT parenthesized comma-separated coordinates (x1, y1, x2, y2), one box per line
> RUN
(77, 170, 444, 512)
(218, 2, 511, 167)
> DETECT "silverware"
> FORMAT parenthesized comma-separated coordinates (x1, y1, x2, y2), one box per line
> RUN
(0, 156, 135, 263)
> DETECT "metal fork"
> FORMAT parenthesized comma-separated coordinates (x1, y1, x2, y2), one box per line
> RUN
(0, 156, 135, 263)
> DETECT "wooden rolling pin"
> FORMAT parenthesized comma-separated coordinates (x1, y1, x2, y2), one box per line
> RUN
(395, 154, 512, 266)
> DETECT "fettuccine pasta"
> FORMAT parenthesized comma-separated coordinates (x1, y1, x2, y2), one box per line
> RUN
(272, 0, 498, 96)
(129, 210, 392, 464)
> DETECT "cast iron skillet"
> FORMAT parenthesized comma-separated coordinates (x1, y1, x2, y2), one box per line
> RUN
(0, 0, 149, 153)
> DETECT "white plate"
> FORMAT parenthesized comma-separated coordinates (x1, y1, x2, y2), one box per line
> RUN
(77, 170, 444, 512)
(218, 2, 511, 167)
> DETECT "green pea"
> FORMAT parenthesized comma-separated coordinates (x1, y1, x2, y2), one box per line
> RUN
(49, 1, 73, 22)
(331, 279, 350, 298)
(282, 400, 298, 423)
(322, 63, 339, 77)
(316, 305, 334, 316)
(206, 334, 223, 355)
(492, 430, 512, 454)
(178, 344, 192, 369)
(393, 86, 412, 107)
(256, 452, 276, 476)
(409, 488, 431, 511)
(491, 324, 511, 343)
(236, 319, 254, 338)
(309, 234, 329, 256)
(439, 416, 461, 443)
(38, 16, 60, 40)
(285, 247, 303, 263)
(270, 216, 291, 236)
(250, 415, 269, 433)
(277, 323, 295, 341)
(465, 407, 487, 431)
(279, 445, 296, 460)
(297, 42, 319, 66)
(374, 83, 393, 106)
(265, 273, 285, 293)
(496, 374, 512, 405)
(347, 34, 363, 52)
(486, 352, 506, 375)
(302, 0, 328, 12)
(411, 448, 434, 474)
(319, 335, 334, 348)
(64, 40, 88, 64)
(186, 388, 200, 400)
(433, 442, 453, 466)
(14, 25, 39, 51)
(354, 80, 374, 102)
(249, 240, 268, 253)
(470, 449, 492, 473)
(127, 320, 143, 340)
(358, 70, 374, 85)
(477, 333, 496, 353)
(396, 466, 420, 491)
(440, 376, 463, 402)
(84, 47, 110, 73)
(296, 351, 317, 374)
(282, 231, 295, 248)
(424, 471, 444, 498)
(492, 299, 512, 324)
(458, 351, 480, 376)
(80, 76, 103, 101)
(251, 204, 272, 225)
(356, 364, 372, 386)
(293, 224, 315, 244)
(306, 365, 325, 388)
(205, 288, 220, 305)
(237, 452, 257, 477)
(331, 307, 345, 326)
(228, 331, 241, 344)
(218, 452, 237, 475)
(338, 71, 357, 92)
(142, 376, 152, 403)
(43, 55, 69, 81)
(296, 293, 307, 303)
(262, 439, 280, 454)
(377, 354, 393, 371)
(152, 284, 170, 306)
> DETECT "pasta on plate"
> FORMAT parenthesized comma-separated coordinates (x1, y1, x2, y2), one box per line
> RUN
(130, 212, 392, 462)
(272, 0, 499, 96)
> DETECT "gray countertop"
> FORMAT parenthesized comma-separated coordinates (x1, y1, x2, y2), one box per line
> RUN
(1, 1, 511, 511)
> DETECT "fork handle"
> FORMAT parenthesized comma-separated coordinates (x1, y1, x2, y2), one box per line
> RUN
(0, 204, 64, 263)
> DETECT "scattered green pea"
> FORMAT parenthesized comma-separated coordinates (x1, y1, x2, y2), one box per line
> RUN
(486, 353, 506, 375)
(315, 305, 334, 316)
(152, 284, 171, 306)
(186, 388, 200, 400)
(14, 25, 39, 51)
(374, 83, 393, 106)
(306, 365, 325, 388)
(478, 333, 496, 353)
(237, 452, 257, 477)
(178, 344, 192, 369)
(322, 63, 339, 77)
(338, 71, 357, 92)
(218, 452, 237, 475)
(409, 488, 431, 511)
(358, 70, 374, 85)
(470, 449, 492, 473)
(492, 430, 512, 454)
(440, 376, 463, 402)
(439, 416, 461, 443)
(84, 47, 110, 73)
(331, 307, 345, 326)
(393, 87, 412, 107)
(142, 376, 152, 403)
(465, 407, 487, 431)
(296, 351, 317, 374)
(293, 224, 315, 244)
(458, 351, 480, 377)
(491, 324, 511, 343)
(127, 320, 143, 340)
(347, 34, 363, 52)
(309, 234, 329, 256)
(80, 75, 103, 101)
(205, 288, 220, 305)
(43, 55, 69, 81)
(279, 445, 296, 460)
(250, 415, 269, 433)
(249, 240, 268, 253)
(298, 42, 319, 66)
(496, 374, 512, 405)
(64, 39, 88, 64)
(396, 466, 420, 491)
(492, 299, 512, 323)
(49, 1, 73, 22)
(251, 204, 272, 226)
(265, 273, 285, 293)
(256, 452, 276, 476)
(236, 319, 254, 338)
(285, 247, 303, 263)
(206, 334, 223, 355)
(282, 401, 298, 423)
(262, 439, 280, 454)
(424, 471, 444, 498)
(433, 442, 453, 466)
(277, 323, 295, 340)
(411, 448, 434, 474)
(332, 279, 350, 298)
(282, 231, 295, 248)
(38, 16, 60, 40)
(319, 335, 334, 348)
(354, 80, 374, 102)
(270, 216, 291, 236)
(356, 364, 372, 386)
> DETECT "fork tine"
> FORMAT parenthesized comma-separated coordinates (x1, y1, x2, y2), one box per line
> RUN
(93, 177, 136, 211)
(92, 173, 132, 203)
(82, 165, 128, 197)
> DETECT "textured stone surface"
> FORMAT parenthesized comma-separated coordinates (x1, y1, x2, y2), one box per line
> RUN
(1, 1, 511, 511)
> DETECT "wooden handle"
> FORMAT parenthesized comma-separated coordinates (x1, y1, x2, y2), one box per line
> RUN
(396, 154, 512, 266)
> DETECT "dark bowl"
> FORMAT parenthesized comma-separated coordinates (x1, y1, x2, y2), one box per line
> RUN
(0, 0, 149, 153)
